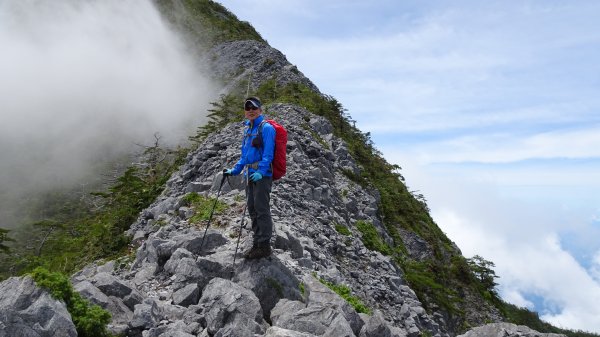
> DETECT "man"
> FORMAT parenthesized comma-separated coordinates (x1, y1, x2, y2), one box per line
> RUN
(224, 96, 275, 259)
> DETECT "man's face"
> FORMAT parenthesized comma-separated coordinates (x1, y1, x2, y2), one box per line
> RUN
(244, 104, 261, 121)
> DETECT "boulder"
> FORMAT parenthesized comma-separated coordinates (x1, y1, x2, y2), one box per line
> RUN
(303, 274, 364, 335)
(270, 299, 353, 336)
(198, 278, 266, 336)
(172, 283, 200, 307)
(0, 276, 77, 337)
(265, 326, 318, 337)
(457, 323, 566, 337)
(234, 256, 303, 317)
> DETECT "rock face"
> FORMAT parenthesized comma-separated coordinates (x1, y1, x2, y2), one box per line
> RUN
(207, 39, 320, 96)
(0, 276, 77, 337)
(457, 323, 566, 337)
(0, 35, 550, 337)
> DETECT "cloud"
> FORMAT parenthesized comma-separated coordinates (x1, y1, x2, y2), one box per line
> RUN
(252, 1, 600, 142)
(591, 251, 600, 283)
(0, 0, 215, 226)
(399, 126, 600, 165)
(392, 155, 600, 332)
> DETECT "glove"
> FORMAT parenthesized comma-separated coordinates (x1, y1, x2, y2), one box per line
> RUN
(223, 169, 233, 176)
(249, 172, 263, 182)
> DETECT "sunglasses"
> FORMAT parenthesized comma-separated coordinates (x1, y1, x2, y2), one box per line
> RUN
(244, 106, 259, 111)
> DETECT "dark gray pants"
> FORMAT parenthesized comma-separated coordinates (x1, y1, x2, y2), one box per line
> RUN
(247, 176, 273, 246)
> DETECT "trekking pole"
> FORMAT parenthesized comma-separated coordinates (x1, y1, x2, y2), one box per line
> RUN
(199, 171, 228, 252)
(230, 200, 247, 279)
(231, 167, 249, 279)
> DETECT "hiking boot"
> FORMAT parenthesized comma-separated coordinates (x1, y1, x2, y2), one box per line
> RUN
(243, 245, 272, 259)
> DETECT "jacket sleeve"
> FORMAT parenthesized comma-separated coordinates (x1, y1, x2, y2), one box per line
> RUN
(231, 128, 248, 175)
(231, 157, 245, 176)
(257, 124, 276, 176)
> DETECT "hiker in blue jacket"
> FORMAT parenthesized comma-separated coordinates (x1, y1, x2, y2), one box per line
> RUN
(224, 96, 276, 259)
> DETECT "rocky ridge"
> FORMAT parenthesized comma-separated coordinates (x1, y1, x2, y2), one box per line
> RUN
(0, 38, 566, 337)
(107, 102, 442, 336)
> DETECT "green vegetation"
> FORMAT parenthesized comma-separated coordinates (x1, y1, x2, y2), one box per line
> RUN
(355, 221, 392, 255)
(190, 94, 244, 143)
(0, 143, 187, 280)
(403, 260, 459, 313)
(266, 277, 284, 298)
(503, 303, 600, 337)
(317, 276, 371, 314)
(182, 193, 228, 224)
(0, 228, 14, 254)
(334, 223, 352, 236)
(467, 255, 499, 299)
(30, 267, 112, 337)
(154, 0, 264, 49)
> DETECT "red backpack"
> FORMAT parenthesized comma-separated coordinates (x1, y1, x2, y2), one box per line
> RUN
(258, 119, 287, 180)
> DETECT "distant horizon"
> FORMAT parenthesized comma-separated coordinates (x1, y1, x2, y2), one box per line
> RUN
(220, 0, 600, 333)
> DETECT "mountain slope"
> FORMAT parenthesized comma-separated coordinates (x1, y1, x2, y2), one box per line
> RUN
(0, 1, 587, 337)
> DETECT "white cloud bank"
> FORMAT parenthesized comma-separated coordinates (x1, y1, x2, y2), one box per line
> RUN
(396, 157, 600, 333)
(0, 0, 214, 213)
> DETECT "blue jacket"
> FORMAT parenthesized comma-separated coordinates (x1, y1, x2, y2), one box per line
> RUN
(231, 115, 276, 177)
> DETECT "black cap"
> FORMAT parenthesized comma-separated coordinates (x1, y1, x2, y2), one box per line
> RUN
(244, 96, 262, 109)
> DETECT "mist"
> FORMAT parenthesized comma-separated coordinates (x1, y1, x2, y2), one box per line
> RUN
(0, 0, 216, 227)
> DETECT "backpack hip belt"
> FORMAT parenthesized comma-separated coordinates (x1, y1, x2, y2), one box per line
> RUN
(248, 162, 273, 172)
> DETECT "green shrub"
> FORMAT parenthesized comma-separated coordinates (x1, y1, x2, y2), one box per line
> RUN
(355, 221, 392, 255)
(501, 302, 600, 337)
(182, 193, 228, 224)
(317, 277, 371, 314)
(0, 228, 14, 254)
(266, 277, 284, 298)
(30, 267, 112, 337)
(334, 224, 352, 236)
(189, 94, 244, 143)
(154, 0, 264, 48)
(0, 143, 187, 280)
(401, 260, 458, 313)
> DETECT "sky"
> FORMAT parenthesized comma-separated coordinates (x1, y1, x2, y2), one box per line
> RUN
(0, 0, 213, 226)
(218, 0, 600, 333)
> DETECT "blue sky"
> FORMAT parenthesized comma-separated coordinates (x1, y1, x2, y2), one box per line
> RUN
(219, 0, 600, 332)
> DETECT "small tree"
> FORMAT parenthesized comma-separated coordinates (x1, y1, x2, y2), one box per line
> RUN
(190, 93, 243, 143)
(467, 255, 499, 293)
(0, 228, 14, 254)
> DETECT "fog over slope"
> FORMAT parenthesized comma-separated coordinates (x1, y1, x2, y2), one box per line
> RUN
(0, 0, 215, 227)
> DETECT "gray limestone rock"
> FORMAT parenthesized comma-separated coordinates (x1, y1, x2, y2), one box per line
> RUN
(359, 310, 394, 337)
(129, 298, 163, 331)
(172, 283, 200, 307)
(92, 272, 133, 298)
(172, 230, 228, 255)
(265, 326, 318, 337)
(0, 276, 77, 337)
(303, 274, 364, 335)
(234, 256, 303, 317)
(270, 299, 352, 336)
(457, 323, 566, 337)
(274, 229, 304, 259)
(74, 280, 110, 308)
(145, 320, 199, 337)
(198, 277, 266, 336)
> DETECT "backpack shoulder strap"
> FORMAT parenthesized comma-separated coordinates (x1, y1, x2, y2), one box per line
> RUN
(257, 120, 268, 141)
